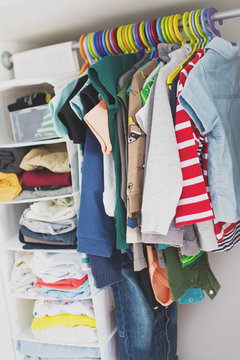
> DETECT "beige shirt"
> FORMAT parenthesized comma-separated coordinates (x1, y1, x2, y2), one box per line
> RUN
(19, 143, 70, 173)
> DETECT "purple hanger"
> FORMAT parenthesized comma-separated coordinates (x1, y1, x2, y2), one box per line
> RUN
(97, 31, 106, 57)
(206, 7, 223, 37)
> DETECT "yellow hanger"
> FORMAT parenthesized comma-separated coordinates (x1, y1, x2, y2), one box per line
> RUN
(122, 25, 132, 52)
(117, 26, 128, 53)
(87, 32, 99, 61)
(161, 17, 170, 43)
(139, 21, 152, 52)
(168, 15, 179, 43)
(173, 14, 186, 45)
(128, 23, 138, 52)
(182, 11, 195, 49)
(105, 29, 115, 54)
(165, 16, 175, 43)
(166, 11, 195, 88)
(195, 9, 208, 49)
(188, 11, 199, 51)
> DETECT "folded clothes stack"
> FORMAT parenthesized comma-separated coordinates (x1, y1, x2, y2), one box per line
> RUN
(31, 299, 98, 344)
(0, 147, 30, 201)
(19, 197, 77, 249)
(0, 142, 72, 201)
(29, 251, 91, 299)
(8, 92, 54, 112)
(10, 252, 38, 297)
(17, 142, 72, 199)
(9, 251, 90, 298)
(17, 340, 101, 359)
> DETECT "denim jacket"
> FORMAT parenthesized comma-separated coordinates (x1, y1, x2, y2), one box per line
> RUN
(179, 37, 240, 222)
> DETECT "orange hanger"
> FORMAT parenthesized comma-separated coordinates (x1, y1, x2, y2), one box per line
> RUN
(78, 34, 90, 75)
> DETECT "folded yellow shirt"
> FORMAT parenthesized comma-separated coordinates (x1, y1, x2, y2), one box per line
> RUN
(19, 143, 70, 173)
(0, 172, 22, 201)
(31, 314, 96, 330)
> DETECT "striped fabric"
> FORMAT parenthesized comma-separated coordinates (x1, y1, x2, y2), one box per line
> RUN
(201, 133, 240, 250)
(175, 49, 214, 227)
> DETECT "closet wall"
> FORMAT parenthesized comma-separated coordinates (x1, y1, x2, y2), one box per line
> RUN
(0, 1, 239, 360)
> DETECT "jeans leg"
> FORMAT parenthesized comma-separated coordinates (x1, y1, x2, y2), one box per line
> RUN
(112, 254, 176, 360)
(165, 303, 178, 360)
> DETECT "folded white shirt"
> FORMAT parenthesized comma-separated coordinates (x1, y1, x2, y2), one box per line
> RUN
(33, 299, 95, 319)
(25, 197, 76, 222)
(32, 325, 98, 345)
(29, 252, 86, 282)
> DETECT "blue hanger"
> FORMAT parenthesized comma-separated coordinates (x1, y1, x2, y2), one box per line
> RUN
(200, 8, 213, 45)
(191, 10, 203, 48)
(91, 32, 103, 59)
(133, 22, 142, 49)
(101, 29, 111, 55)
(156, 18, 165, 43)
(83, 34, 95, 65)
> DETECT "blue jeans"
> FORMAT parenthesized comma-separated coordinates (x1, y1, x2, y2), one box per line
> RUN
(112, 254, 178, 360)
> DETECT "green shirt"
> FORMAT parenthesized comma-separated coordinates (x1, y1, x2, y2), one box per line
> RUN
(88, 53, 138, 249)
(164, 247, 221, 301)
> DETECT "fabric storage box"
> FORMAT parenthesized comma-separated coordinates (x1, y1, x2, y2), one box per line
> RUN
(10, 104, 58, 142)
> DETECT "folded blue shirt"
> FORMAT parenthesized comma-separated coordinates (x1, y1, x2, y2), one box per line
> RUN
(17, 340, 101, 358)
(20, 225, 76, 245)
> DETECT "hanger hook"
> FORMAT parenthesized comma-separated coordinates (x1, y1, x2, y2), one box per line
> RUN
(206, 7, 223, 37)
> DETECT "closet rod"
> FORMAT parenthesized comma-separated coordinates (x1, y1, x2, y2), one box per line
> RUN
(1, 7, 240, 70)
(70, 7, 240, 50)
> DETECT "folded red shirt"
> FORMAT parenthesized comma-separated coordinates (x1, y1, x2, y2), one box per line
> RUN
(22, 169, 71, 187)
(34, 275, 88, 290)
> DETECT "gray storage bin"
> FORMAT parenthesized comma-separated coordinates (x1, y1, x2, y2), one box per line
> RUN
(10, 104, 57, 142)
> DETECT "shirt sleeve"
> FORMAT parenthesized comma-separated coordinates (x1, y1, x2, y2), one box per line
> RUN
(179, 64, 218, 134)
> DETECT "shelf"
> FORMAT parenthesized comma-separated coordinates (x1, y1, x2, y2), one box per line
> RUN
(15, 326, 100, 348)
(0, 137, 68, 149)
(1, 236, 79, 253)
(0, 190, 80, 204)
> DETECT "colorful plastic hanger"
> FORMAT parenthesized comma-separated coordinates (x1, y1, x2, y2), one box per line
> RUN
(165, 16, 174, 43)
(161, 17, 171, 43)
(168, 15, 179, 43)
(101, 29, 112, 55)
(105, 29, 115, 54)
(133, 22, 143, 49)
(188, 10, 200, 50)
(90, 32, 101, 60)
(173, 14, 186, 45)
(156, 18, 166, 43)
(96, 31, 106, 57)
(117, 25, 128, 53)
(151, 19, 158, 43)
(122, 25, 132, 52)
(194, 9, 208, 49)
(167, 11, 195, 88)
(108, 28, 118, 54)
(112, 27, 123, 54)
(138, 21, 151, 52)
(128, 24, 138, 53)
(78, 34, 90, 75)
(200, 8, 213, 45)
(207, 7, 223, 37)
(84, 34, 95, 65)
(191, 10, 204, 48)
(182, 11, 196, 49)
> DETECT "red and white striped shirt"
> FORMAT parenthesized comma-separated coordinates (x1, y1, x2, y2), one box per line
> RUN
(202, 134, 237, 243)
(175, 50, 214, 227)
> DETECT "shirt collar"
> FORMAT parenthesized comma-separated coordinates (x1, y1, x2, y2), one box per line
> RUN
(205, 37, 239, 60)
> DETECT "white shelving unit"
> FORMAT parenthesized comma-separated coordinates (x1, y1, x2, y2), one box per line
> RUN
(0, 77, 120, 360)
